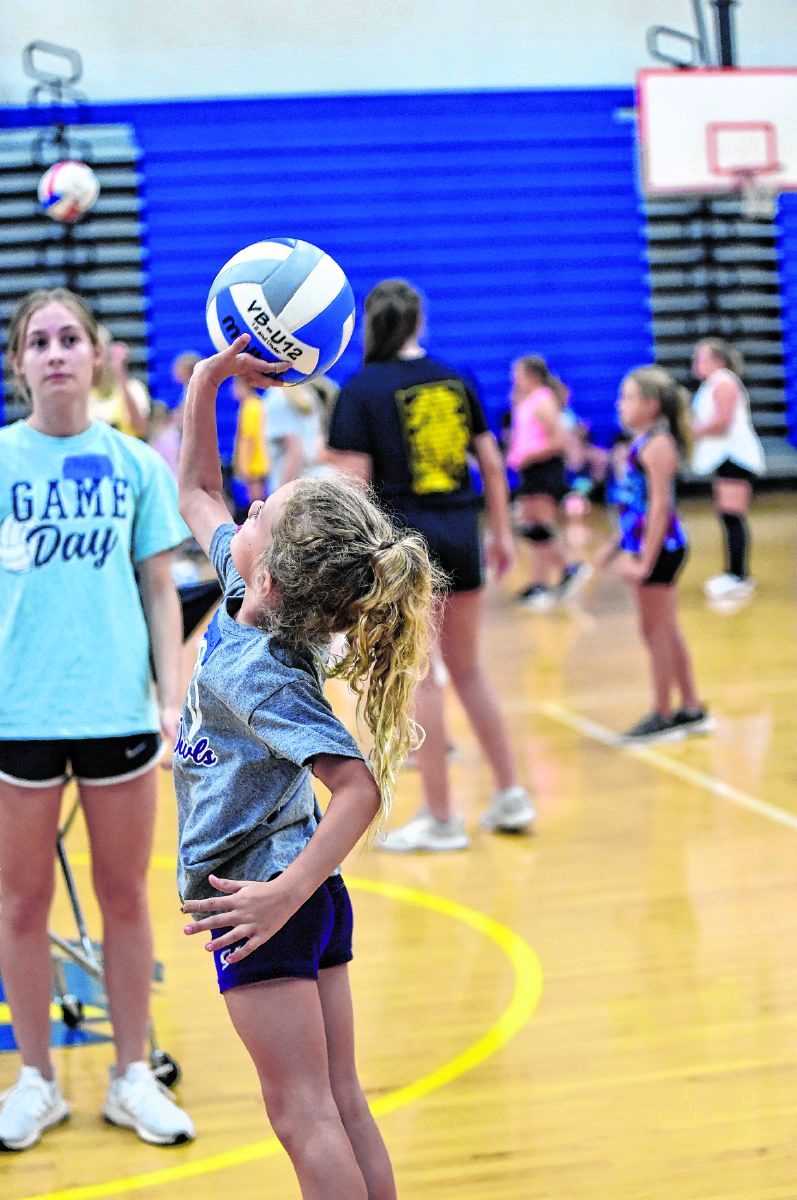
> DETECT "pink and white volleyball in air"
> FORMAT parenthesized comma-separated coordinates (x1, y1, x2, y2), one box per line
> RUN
(38, 160, 100, 223)
(205, 238, 356, 385)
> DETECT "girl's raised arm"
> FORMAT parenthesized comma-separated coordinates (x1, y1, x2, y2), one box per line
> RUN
(179, 335, 286, 553)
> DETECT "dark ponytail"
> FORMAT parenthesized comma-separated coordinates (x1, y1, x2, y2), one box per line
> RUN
(515, 354, 569, 407)
(363, 279, 422, 364)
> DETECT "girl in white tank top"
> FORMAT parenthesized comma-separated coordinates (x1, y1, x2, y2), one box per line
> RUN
(691, 367, 765, 477)
(691, 339, 765, 604)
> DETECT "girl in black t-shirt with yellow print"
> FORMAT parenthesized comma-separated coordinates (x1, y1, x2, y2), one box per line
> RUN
(328, 279, 535, 851)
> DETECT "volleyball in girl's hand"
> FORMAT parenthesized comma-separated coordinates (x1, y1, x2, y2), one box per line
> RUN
(37, 161, 100, 223)
(205, 239, 355, 385)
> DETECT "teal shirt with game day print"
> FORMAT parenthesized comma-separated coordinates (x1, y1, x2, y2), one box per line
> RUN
(0, 419, 188, 739)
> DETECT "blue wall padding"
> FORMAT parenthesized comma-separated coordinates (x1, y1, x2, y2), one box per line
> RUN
(1, 89, 655, 453)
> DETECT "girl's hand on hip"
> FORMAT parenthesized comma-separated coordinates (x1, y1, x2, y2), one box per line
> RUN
(181, 873, 297, 963)
(617, 553, 647, 584)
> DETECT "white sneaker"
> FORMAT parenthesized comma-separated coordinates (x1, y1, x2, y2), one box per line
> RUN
(103, 1061, 195, 1146)
(479, 786, 536, 832)
(0, 1066, 70, 1151)
(704, 573, 756, 600)
(379, 810, 470, 852)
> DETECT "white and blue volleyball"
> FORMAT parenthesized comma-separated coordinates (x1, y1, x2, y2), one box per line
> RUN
(205, 239, 355, 385)
(38, 160, 100, 223)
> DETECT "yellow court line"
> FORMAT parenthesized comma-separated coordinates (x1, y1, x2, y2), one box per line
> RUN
(19, 876, 543, 1200)
(539, 700, 797, 833)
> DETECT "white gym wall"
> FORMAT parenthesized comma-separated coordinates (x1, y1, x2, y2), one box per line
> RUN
(0, 0, 794, 104)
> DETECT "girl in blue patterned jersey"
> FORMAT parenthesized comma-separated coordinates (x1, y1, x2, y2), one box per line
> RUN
(178, 334, 439, 1200)
(599, 366, 712, 745)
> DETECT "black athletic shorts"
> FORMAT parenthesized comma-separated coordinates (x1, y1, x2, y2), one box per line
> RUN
(714, 459, 758, 484)
(642, 545, 688, 587)
(0, 733, 162, 788)
(516, 455, 567, 501)
(393, 504, 483, 593)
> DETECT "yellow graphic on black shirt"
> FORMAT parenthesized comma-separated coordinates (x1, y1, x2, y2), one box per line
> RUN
(395, 380, 473, 495)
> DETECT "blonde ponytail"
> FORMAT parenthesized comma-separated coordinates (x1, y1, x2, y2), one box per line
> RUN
(330, 533, 440, 824)
(260, 475, 442, 831)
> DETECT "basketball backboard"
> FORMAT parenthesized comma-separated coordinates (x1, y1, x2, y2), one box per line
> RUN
(636, 68, 797, 210)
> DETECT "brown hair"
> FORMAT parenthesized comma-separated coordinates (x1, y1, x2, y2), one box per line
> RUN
(695, 338, 745, 378)
(7, 288, 99, 362)
(625, 365, 693, 458)
(515, 355, 569, 407)
(363, 279, 423, 364)
(258, 474, 443, 826)
(7, 288, 100, 402)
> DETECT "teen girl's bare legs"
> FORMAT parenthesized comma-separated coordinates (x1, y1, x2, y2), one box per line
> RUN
(79, 767, 158, 1072)
(440, 589, 517, 792)
(225, 977, 369, 1200)
(0, 781, 64, 1078)
(636, 585, 699, 715)
(413, 589, 517, 822)
(318, 964, 396, 1200)
(713, 477, 752, 517)
(412, 664, 451, 821)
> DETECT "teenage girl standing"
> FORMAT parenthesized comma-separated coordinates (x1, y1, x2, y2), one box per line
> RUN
(0, 289, 193, 1151)
(326, 278, 534, 851)
(602, 366, 713, 744)
(691, 338, 765, 604)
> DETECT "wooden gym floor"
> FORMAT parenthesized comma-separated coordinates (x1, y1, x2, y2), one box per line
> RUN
(2, 492, 797, 1200)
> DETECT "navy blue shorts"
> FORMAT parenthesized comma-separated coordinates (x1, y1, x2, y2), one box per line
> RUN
(394, 504, 483, 593)
(211, 874, 353, 993)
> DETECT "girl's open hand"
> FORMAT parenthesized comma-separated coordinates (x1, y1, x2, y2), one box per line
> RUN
(198, 335, 291, 389)
(485, 529, 516, 580)
(617, 553, 647, 583)
(181, 873, 298, 964)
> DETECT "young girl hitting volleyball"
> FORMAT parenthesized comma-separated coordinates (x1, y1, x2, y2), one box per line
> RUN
(600, 366, 713, 744)
(177, 333, 438, 1200)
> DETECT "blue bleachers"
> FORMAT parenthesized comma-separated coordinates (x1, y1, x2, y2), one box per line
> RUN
(3, 89, 656, 452)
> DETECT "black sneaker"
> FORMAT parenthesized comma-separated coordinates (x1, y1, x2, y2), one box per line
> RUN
(519, 584, 556, 611)
(621, 713, 684, 744)
(670, 707, 716, 736)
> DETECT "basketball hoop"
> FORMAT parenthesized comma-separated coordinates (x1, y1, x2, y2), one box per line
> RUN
(636, 69, 797, 214)
(732, 168, 779, 220)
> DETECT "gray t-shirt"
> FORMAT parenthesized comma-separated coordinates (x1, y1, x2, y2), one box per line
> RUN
(174, 523, 364, 901)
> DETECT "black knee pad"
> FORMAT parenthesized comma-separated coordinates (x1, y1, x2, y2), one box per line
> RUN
(520, 523, 556, 544)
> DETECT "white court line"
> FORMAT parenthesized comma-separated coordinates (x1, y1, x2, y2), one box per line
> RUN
(538, 700, 797, 834)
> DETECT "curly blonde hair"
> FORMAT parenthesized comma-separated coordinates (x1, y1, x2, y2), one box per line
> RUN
(258, 474, 443, 828)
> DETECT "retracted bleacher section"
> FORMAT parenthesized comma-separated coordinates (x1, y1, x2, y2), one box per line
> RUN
(644, 192, 797, 479)
(0, 123, 149, 425)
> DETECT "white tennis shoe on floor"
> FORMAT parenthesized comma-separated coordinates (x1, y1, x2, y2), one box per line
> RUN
(0, 1066, 70, 1151)
(479, 786, 536, 832)
(704, 573, 756, 600)
(103, 1061, 195, 1146)
(379, 810, 471, 852)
